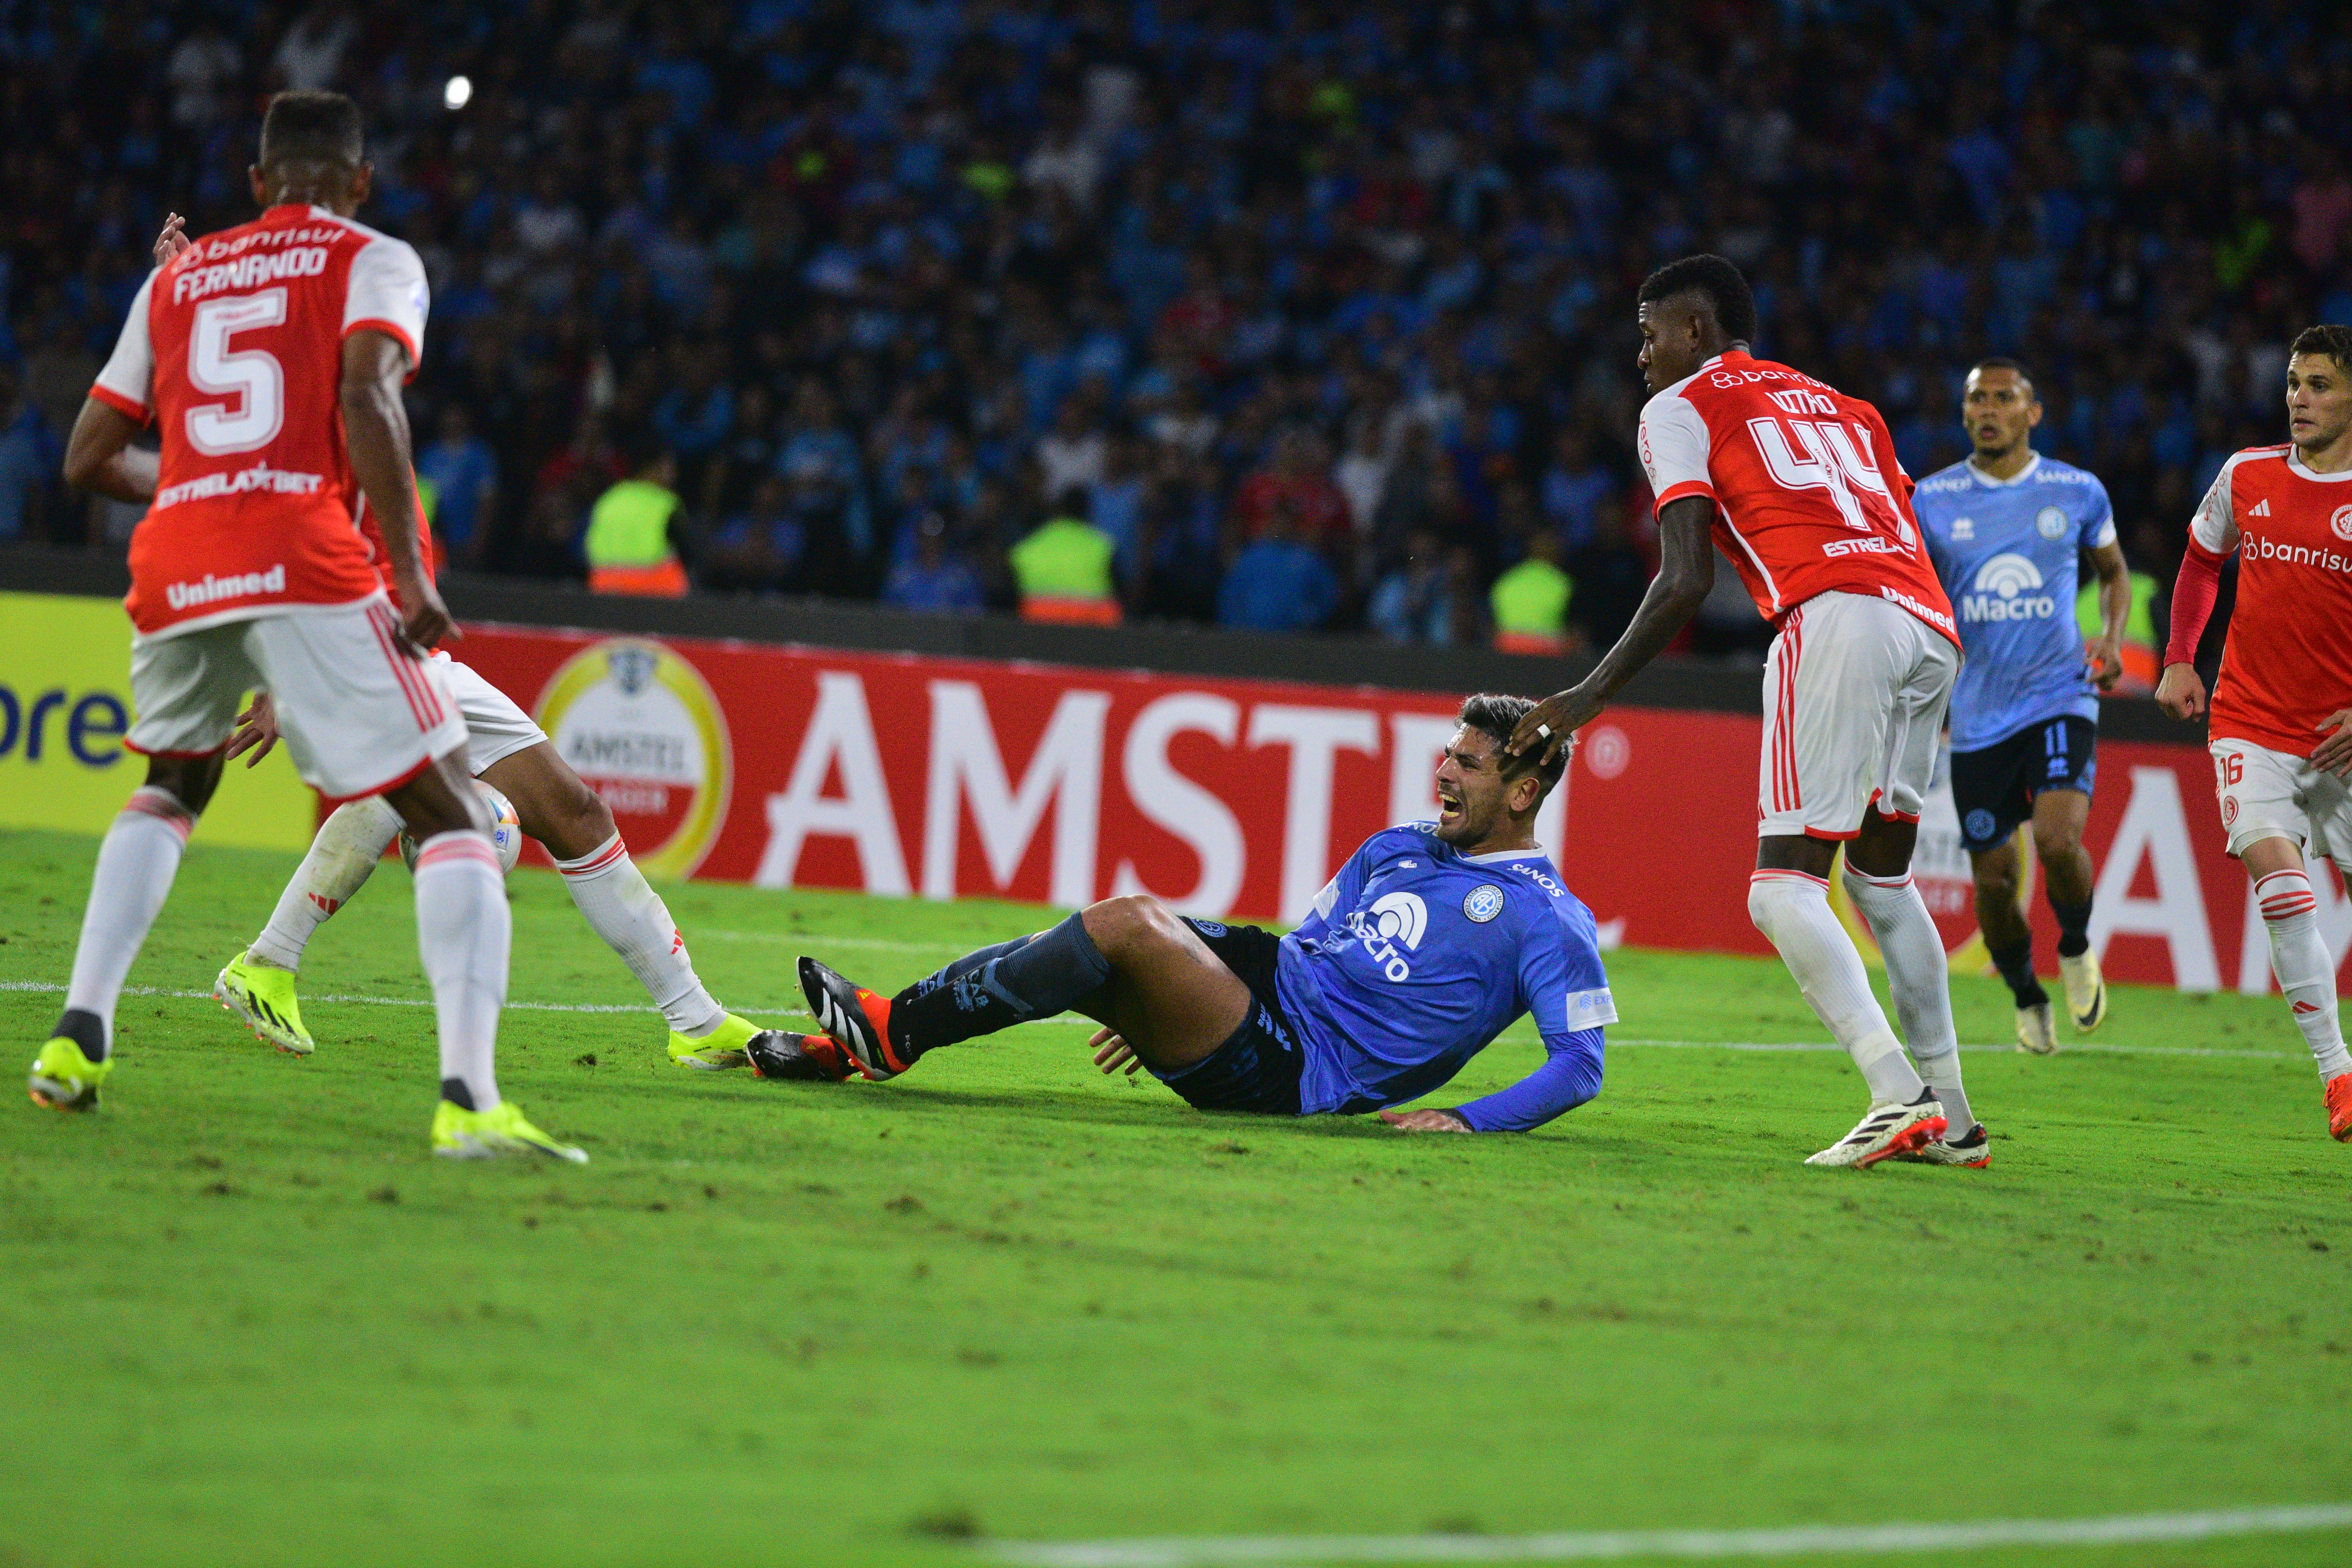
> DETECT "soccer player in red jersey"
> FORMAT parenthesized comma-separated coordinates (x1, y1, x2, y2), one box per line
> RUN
(32, 92, 584, 1158)
(2158, 325, 2352, 1141)
(1513, 255, 1978, 1168)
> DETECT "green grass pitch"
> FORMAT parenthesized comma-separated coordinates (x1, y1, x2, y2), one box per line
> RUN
(2, 827, 2349, 1568)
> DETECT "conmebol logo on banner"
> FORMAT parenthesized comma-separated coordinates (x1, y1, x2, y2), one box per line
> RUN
(533, 639, 731, 878)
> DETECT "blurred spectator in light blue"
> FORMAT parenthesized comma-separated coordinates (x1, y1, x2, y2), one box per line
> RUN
(1539, 428, 1616, 555)
(1087, 433, 1148, 582)
(417, 405, 497, 567)
(0, 366, 57, 541)
(1218, 499, 1337, 633)
(1369, 529, 1449, 644)
(706, 473, 805, 594)
(884, 512, 985, 614)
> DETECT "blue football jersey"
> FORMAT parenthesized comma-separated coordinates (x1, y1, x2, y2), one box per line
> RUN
(1915, 452, 2117, 752)
(1274, 824, 1615, 1125)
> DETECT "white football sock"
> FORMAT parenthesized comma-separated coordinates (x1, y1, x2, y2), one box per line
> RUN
(63, 787, 195, 1056)
(1749, 870, 1925, 1105)
(554, 833, 725, 1036)
(247, 796, 401, 971)
(2254, 869, 2351, 1079)
(1841, 866, 1971, 1130)
(411, 831, 510, 1110)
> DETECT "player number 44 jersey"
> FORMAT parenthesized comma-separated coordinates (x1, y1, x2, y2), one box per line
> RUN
(1638, 350, 1957, 644)
(2190, 443, 2352, 757)
(90, 203, 430, 639)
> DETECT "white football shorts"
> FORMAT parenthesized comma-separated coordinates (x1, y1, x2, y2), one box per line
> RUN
(431, 652, 549, 776)
(2209, 736, 2352, 871)
(1758, 589, 1960, 840)
(125, 593, 468, 803)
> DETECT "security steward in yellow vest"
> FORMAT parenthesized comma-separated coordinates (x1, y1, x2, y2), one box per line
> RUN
(1009, 494, 1121, 625)
(586, 449, 691, 597)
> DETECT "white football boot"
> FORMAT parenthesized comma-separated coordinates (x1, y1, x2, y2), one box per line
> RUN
(1902, 1122, 1991, 1169)
(2059, 950, 2107, 1032)
(1804, 1094, 1947, 1168)
(2015, 1000, 2058, 1055)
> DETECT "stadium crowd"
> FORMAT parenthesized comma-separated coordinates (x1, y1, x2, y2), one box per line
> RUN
(2, 0, 2347, 654)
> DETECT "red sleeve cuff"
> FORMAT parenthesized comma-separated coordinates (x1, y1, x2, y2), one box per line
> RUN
(88, 383, 150, 424)
(343, 319, 422, 380)
(1653, 479, 1716, 513)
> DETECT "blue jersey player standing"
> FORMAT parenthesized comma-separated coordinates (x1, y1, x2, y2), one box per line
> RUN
(782, 694, 1613, 1135)
(1915, 359, 2131, 1053)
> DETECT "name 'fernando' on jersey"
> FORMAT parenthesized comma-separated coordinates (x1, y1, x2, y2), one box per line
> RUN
(1915, 453, 2116, 753)
(1637, 350, 1957, 644)
(89, 203, 430, 639)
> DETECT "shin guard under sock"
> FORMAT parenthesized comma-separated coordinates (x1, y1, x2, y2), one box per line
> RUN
(2050, 899, 2093, 960)
(889, 915, 1110, 1057)
(1988, 938, 2048, 1008)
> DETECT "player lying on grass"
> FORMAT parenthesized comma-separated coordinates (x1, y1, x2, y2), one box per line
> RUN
(779, 695, 1614, 1133)
(130, 212, 778, 1076)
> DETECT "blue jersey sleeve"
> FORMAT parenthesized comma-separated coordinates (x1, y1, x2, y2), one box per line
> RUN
(2080, 476, 2116, 549)
(1454, 910, 1614, 1132)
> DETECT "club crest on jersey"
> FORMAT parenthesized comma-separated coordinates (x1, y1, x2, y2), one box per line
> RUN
(1961, 553, 2056, 621)
(2334, 504, 2352, 543)
(2036, 505, 2069, 540)
(1463, 884, 1505, 923)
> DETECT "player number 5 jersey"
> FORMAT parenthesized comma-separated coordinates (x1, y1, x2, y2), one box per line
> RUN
(1638, 350, 1957, 644)
(90, 203, 430, 639)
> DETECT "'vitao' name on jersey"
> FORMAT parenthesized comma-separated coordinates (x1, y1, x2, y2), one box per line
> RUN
(1345, 890, 1428, 981)
(1958, 552, 2058, 622)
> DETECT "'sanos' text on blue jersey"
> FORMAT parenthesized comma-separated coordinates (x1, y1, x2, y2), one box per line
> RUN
(1913, 453, 2117, 754)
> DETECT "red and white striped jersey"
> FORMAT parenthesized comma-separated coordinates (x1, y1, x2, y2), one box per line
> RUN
(90, 203, 429, 638)
(1638, 350, 1957, 645)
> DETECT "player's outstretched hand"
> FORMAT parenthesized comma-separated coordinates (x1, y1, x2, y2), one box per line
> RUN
(1378, 1107, 1471, 1134)
(2154, 661, 2206, 722)
(152, 213, 190, 268)
(226, 690, 280, 767)
(1089, 1026, 1144, 1076)
(2313, 710, 2352, 780)
(1507, 687, 1597, 769)
(397, 573, 461, 653)
(2085, 637, 2123, 692)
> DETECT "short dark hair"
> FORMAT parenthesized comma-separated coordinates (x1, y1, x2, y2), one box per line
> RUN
(2290, 325, 2352, 372)
(1968, 356, 2036, 395)
(1637, 254, 1757, 344)
(1454, 693, 1569, 802)
(259, 91, 364, 168)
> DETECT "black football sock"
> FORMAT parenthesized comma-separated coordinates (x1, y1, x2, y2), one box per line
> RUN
(49, 1008, 106, 1065)
(888, 914, 1111, 1057)
(1987, 938, 2048, 1008)
(2050, 898, 2093, 959)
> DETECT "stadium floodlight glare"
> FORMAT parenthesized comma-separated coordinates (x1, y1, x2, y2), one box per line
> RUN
(443, 75, 473, 111)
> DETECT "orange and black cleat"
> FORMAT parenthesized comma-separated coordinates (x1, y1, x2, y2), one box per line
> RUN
(744, 1030, 856, 1083)
(2325, 1073, 2352, 1142)
(797, 957, 913, 1080)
